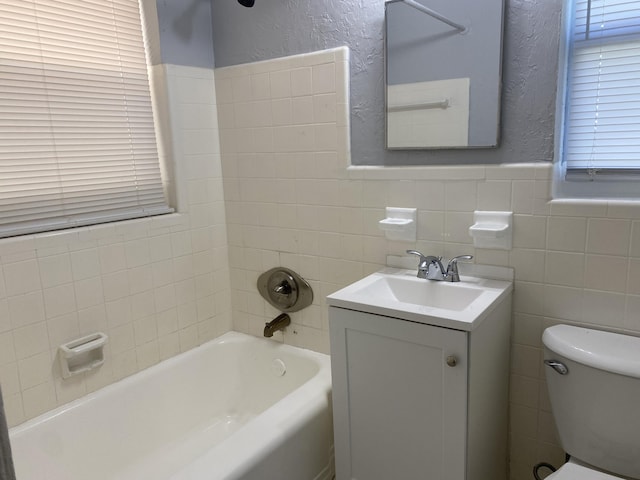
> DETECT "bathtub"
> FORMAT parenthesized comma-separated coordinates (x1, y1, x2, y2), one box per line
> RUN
(9, 332, 334, 480)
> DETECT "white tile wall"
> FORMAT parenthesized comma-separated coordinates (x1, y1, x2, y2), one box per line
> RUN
(0, 64, 232, 427)
(216, 47, 640, 480)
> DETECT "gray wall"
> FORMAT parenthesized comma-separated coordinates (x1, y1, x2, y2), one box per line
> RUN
(156, 0, 215, 68)
(210, 0, 561, 166)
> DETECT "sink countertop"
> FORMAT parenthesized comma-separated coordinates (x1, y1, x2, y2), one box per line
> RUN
(326, 268, 513, 332)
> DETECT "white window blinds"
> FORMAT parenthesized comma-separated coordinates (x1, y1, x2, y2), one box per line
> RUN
(563, 0, 640, 180)
(0, 0, 171, 238)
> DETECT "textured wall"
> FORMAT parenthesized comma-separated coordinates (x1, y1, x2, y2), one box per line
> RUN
(210, 0, 561, 166)
(156, 0, 215, 68)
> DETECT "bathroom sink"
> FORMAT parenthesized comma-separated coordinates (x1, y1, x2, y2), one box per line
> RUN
(356, 275, 483, 311)
(327, 268, 512, 331)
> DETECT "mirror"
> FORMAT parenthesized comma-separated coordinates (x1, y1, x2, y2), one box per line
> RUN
(385, 0, 504, 149)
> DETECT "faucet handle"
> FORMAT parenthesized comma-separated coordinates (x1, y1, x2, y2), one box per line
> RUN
(406, 250, 442, 263)
(448, 254, 473, 265)
(445, 255, 473, 282)
(273, 280, 292, 296)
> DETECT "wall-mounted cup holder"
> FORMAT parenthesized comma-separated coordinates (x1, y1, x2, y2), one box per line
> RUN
(257, 267, 313, 313)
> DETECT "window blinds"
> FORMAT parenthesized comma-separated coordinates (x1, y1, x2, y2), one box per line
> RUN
(0, 0, 171, 238)
(563, 0, 640, 179)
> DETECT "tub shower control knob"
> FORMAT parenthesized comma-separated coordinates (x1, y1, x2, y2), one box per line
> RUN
(446, 355, 458, 367)
(273, 280, 292, 296)
(257, 267, 314, 313)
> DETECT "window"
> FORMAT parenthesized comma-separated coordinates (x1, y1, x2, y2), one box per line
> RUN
(0, 0, 172, 238)
(555, 0, 640, 198)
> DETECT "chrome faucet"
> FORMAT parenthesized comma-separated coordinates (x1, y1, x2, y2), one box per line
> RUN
(406, 250, 473, 282)
(264, 313, 291, 337)
(406, 250, 445, 280)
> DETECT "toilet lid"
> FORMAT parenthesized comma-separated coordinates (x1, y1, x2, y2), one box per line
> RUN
(547, 463, 624, 480)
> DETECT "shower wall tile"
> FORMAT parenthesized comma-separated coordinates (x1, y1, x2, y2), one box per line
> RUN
(544, 252, 585, 287)
(477, 180, 513, 211)
(625, 295, 640, 330)
(510, 249, 546, 283)
(582, 290, 626, 326)
(608, 201, 640, 219)
(627, 259, 640, 295)
(0, 64, 232, 428)
(549, 199, 609, 217)
(546, 216, 587, 252)
(584, 254, 627, 292)
(586, 218, 630, 255)
(513, 215, 547, 249)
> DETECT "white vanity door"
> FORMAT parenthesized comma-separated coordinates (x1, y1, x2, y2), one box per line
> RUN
(330, 307, 468, 480)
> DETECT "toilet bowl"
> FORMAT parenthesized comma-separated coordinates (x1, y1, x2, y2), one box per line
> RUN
(543, 325, 640, 480)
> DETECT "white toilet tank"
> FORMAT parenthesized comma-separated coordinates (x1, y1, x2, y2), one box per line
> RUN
(543, 325, 640, 480)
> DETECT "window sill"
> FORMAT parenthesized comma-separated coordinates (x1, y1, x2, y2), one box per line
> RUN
(346, 162, 551, 181)
(548, 198, 640, 218)
(0, 212, 185, 257)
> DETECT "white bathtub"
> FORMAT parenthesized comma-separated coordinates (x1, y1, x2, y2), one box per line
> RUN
(9, 332, 334, 480)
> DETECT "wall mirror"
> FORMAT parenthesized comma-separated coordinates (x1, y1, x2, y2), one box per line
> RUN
(385, 0, 504, 149)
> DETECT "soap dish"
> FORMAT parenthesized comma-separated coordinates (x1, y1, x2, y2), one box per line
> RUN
(378, 207, 416, 242)
(469, 211, 512, 250)
(58, 332, 108, 379)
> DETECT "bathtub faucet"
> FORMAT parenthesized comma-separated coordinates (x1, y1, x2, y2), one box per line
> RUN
(264, 313, 291, 337)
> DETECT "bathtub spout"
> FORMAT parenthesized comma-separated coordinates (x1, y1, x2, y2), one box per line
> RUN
(264, 313, 291, 337)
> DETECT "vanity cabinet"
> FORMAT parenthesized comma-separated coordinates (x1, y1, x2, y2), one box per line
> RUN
(329, 296, 511, 480)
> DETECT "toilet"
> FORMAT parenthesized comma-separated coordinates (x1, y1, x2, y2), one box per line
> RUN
(542, 325, 640, 480)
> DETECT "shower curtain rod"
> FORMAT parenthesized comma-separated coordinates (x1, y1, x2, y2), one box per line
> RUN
(400, 0, 467, 33)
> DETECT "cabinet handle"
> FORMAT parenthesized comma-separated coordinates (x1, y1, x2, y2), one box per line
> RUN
(446, 355, 457, 367)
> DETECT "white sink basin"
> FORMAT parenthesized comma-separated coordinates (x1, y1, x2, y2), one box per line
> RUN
(327, 268, 512, 331)
(357, 275, 483, 311)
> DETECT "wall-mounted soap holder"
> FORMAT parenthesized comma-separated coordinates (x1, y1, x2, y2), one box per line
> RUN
(58, 332, 108, 379)
(469, 211, 512, 250)
(379, 207, 417, 242)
